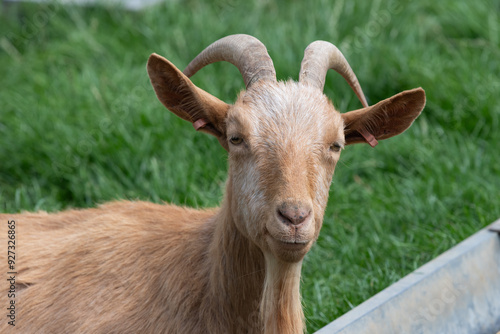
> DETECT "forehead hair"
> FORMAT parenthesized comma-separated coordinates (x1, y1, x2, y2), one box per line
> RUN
(227, 81, 344, 146)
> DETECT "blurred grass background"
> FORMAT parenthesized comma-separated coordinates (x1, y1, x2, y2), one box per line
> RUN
(1, 0, 499, 331)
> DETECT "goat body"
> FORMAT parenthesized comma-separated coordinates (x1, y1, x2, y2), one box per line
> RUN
(2, 202, 267, 333)
(0, 35, 425, 333)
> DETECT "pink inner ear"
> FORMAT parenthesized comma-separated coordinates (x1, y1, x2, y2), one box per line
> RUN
(193, 118, 208, 131)
(358, 127, 378, 147)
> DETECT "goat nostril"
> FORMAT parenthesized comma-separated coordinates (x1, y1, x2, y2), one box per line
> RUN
(278, 210, 290, 224)
(278, 205, 311, 226)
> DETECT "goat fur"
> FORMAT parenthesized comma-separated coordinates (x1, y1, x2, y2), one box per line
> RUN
(0, 44, 425, 334)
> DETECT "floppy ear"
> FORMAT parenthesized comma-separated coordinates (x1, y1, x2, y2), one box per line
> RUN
(342, 88, 426, 147)
(147, 53, 230, 150)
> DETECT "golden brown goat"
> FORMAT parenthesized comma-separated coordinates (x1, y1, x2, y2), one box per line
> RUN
(0, 34, 425, 333)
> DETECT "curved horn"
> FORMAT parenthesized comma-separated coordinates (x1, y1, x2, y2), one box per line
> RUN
(299, 41, 368, 108)
(183, 34, 276, 88)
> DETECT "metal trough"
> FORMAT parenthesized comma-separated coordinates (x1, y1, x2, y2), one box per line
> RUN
(316, 219, 500, 334)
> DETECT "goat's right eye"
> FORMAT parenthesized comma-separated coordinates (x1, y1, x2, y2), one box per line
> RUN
(229, 136, 243, 145)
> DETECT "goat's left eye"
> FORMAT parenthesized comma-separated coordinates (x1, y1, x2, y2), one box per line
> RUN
(229, 136, 244, 145)
(329, 142, 343, 152)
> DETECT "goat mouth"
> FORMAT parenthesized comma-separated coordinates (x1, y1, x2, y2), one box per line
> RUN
(271, 237, 310, 250)
(265, 235, 312, 262)
(279, 239, 309, 245)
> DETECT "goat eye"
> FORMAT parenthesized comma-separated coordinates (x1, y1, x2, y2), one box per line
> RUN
(229, 136, 243, 145)
(329, 142, 343, 152)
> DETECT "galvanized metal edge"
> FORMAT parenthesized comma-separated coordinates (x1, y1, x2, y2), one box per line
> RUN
(489, 220, 500, 233)
(316, 219, 500, 334)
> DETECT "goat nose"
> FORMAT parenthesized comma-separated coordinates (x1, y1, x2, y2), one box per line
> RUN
(278, 202, 312, 226)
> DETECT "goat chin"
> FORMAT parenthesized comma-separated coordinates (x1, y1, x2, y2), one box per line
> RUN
(1, 34, 425, 333)
(266, 236, 313, 263)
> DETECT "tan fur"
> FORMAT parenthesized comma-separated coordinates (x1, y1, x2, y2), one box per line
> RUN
(1, 46, 425, 333)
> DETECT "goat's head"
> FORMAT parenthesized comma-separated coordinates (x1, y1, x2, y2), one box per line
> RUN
(147, 34, 425, 263)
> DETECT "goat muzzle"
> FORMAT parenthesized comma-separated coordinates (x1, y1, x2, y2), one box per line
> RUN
(277, 201, 312, 227)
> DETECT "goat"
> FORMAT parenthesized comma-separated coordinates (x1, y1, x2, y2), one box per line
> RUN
(0, 34, 425, 333)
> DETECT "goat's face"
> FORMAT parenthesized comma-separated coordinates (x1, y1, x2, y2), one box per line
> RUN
(227, 82, 343, 262)
(147, 34, 426, 263)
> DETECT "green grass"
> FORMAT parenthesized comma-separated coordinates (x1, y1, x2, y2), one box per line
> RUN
(1, 0, 499, 332)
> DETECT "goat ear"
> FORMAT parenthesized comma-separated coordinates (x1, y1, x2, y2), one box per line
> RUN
(342, 88, 426, 147)
(147, 53, 231, 150)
